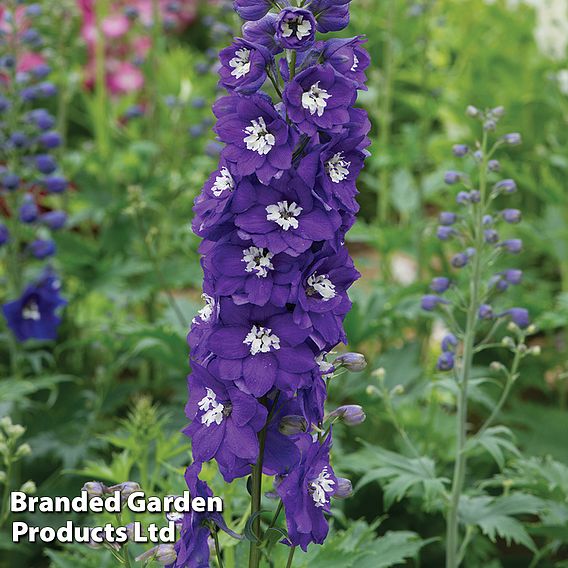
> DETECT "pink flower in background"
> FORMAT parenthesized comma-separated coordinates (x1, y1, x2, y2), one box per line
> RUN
(17, 52, 48, 74)
(76, 0, 197, 96)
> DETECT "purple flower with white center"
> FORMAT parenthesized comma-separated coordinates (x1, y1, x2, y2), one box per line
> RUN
(235, 172, 341, 257)
(185, 363, 268, 481)
(320, 37, 370, 90)
(204, 300, 317, 396)
(277, 436, 337, 551)
(218, 39, 272, 94)
(283, 64, 356, 136)
(2, 270, 66, 342)
(276, 8, 316, 51)
(293, 245, 359, 346)
(307, 0, 353, 32)
(213, 94, 296, 185)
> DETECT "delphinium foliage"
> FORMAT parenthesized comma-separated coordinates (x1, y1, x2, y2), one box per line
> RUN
(421, 106, 539, 566)
(171, 0, 370, 566)
(0, 1, 68, 369)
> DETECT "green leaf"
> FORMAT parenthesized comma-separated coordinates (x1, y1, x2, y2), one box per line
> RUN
(358, 531, 431, 568)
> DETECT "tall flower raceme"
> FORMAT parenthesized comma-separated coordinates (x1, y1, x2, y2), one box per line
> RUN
(169, 1, 370, 566)
(77, 0, 198, 96)
(421, 106, 539, 568)
(0, 1, 68, 352)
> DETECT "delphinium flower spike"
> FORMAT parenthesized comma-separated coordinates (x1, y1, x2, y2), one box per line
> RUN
(170, 0, 369, 566)
(421, 106, 538, 567)
(0, 1, 68, 354)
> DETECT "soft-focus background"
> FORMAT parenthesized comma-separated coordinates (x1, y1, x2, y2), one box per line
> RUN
(1, 0, 568, 566)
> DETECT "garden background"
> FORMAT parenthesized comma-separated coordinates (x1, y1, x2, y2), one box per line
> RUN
(1, 0, 568, 566)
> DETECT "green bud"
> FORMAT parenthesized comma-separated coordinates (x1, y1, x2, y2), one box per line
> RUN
(20, 480, 37, 494)
(15, 443, 32, 459)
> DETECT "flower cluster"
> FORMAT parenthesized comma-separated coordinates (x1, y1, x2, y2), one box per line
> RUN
(1, 1, 67, 344)
(78, 0, 198, 96)
(174, 0, 369, 564)
(421, 105, 529, 371)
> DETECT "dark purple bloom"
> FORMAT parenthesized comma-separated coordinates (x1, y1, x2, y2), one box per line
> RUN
(2, 173, 20, 191)
(444, 170, 462, 184)
(242, 14, 282, 55)
(276, 8, 316, 51)
(218, 39, 272, 94)
(456, 191, 470, 204)
(35, 154, 58, 174)
(38, 131, 62, 149)
(502, 208, 521, 224)
(283, 64, 356, 136)
(488, 159, 500, 172)
(205, 300, 317, 396)
(437, 226, 455, 240)
(28, 109, 55, 130)
(40, 211, 67, 230)
(19, 195, 38, 223)
(43, 175, 68, 193)
(234, 0, 272, 20)
(469, 190, 480, 203)
(504, 307, 530, 329)
(430, 277, 451, 294)
(0, 224, 9, 246)
(307, 0, 352, 32)
(38, 82, 57, 97)
(484, 229, 499, 244)
(29, 238, 56, 259)
(451, 252, 469, 268)
(185, 363, 267, 481)
(235, 172, 341, 257)
(10, 131, 29, 149)
(2, 271, 66, 342)
(277, 436, 337, 551)
(213, 94, 296, 185)
(320, 36, 370, 90)
(452, 144, 469, 157)
(421, 295, 449, 311)
(436, 351, 455, 371)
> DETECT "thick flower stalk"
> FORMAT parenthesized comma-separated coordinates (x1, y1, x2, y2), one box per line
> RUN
(0, 1, 68, 354)
(171, 0, 370, 566)
(421, 106, 536, 567)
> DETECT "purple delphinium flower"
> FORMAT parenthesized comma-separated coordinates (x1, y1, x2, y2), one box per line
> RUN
(184, 363, 268, 481)
(2, 271, 66, 342)
(19, 195, 39, 223)
(218, 39, 272, 94)
(40, 211, 67, 230)
(504, 307, 530, 329)
(307, 0, 353, 32)
(430, 277, 451, 294)
(283, 64, 356, 136)
(242, 14, 282, 55)
(277, 435, 338, 551)
(501, 239, 523, 254)
(234, 0, 273, 21)
(29, 238, 56, 259)
(320, 37, 370, 90)
(437, 351, 455, 371)
(213, 94, 296, 184)
(421, 295, 449, 311)
(441, 333, 458, 352)
(0, 224, 10, 246)
(276, 8, 316, 51)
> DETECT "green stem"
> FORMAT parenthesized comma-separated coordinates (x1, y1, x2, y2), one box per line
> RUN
(268, 500, 283, 531)
(0, 458, 13, 529)
(445, 131, 489, 568)
(213, 529, 224, 568)
(286, 546, 296, 568)
(248, 427, 267, 568)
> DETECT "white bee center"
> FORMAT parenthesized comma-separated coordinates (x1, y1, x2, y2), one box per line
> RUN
(244, 325, 281, 355)
(326, 152, 351, 183)
(266, 201, 302, 231)
(316, 353, 334, 376)
(301, 82, 331, 117)
(22, 300, 41, 321)
(281, 15, 312, 40)
(212, 167, 235, 197)
(307, 273, 336, 300)
(243, 116, 275, 155)
(192, 294, 214, 324)
(229, 47, 251, 79)
(198, 388, 225, 427)
(310, 467, 335, 508)
(242, 246, 274, 278)
(351, 53, 359, 72)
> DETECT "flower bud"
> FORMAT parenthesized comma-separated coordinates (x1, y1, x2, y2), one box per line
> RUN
(490, 361, 505, 372)
(526, 324, 537, 335)
(501, 336, 515, 348)
(478, 304, 494, 320)
(155, 545, 178, 565)
(441, 333, 458, 352)
(505, 307, 530, 329)
(436, 352, 454, 371)
(469, 190, 480, 203)
(529, 345, 541, 356)
(482, 215, 494, 225)
(483, 119, 496, 131)
(502, 133, 521, 145)
(495, 179, 517, 193)
(329, 405, 366, 426)
(430, 277, 451, 294)
(488, 159, 500, 172)
(108, 481, 141, 504)
(125, 522, 138, 541)
(437, 226, 455, 241)
(15, 443, 32, 458)
(504, 269, 522, 285)
(334, 352, 367, 372)
(421, 294, 449, 311)
(492, 106, 505, 117)
(6, 424, 25, 438)
(451, 253, 468, 268)
(279, 415, 308, 436)
(444, 171, 463, 185)
(439, 211, 457, 226)
(502, 209, 521, 224)
(466, 105, 479, 117)
(501, 239, 523, 254)
(456, 191, 470, 204)
(20, 480, 36, 494)
(372, 367, 386, 380)
(452, 144, 469, 157)
(0, 471, 6, 483)
(484, 229, 499, 244)
(82, 481, 108, 497)
(334, 477, 353, 499)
